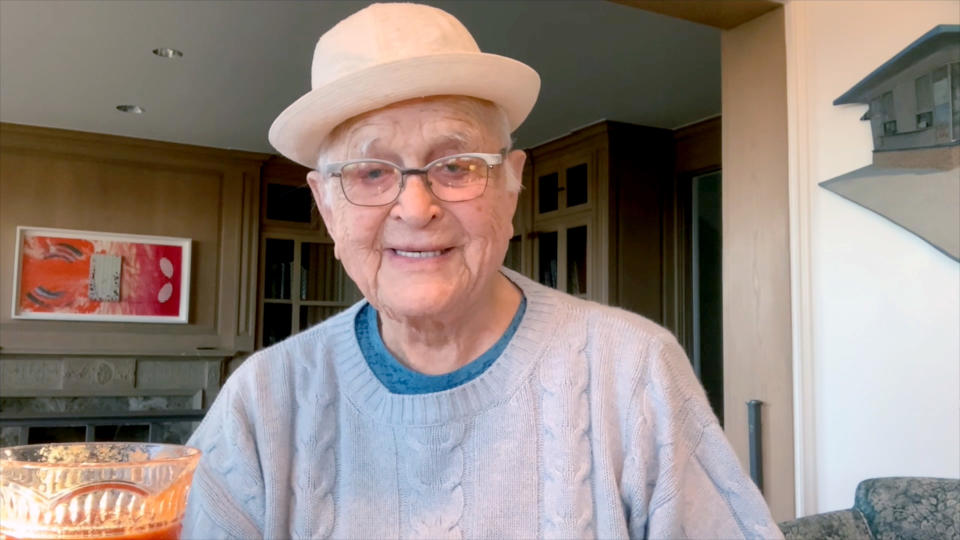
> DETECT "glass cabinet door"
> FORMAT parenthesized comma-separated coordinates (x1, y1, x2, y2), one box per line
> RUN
(300, 242, 360, 302)
(298, 241, 362, 332)
(566, 225, 588, 296)
(264, 239, 294, 300)
(533, 152, 593, 219)
(537, 230, 559, 288)
(262, 238, 295, 346)
(504, 235, 523, 273)
(537, 172, 560, 214)
(534, 220, 591, 299)
(262, 303, 293, 347)
(564, 163, 590, 208)
(259, 236, 362, 348)
(265, 182, 314, 224)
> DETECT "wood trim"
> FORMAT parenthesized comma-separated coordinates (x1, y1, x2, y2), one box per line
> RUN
(237, 168, 261, 350)
(611, 0, 782, 30)
(783, 0, 817, 517)
(527, 122, 610, 159)
(0, 122, 270, 165)
(722, 6, 795, 520)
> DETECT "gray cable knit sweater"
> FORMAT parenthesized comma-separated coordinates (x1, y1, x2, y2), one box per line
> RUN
(182, 270, 783, 539)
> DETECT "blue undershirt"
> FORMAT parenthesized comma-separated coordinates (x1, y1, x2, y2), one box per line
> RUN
(355, 296, 527, 394)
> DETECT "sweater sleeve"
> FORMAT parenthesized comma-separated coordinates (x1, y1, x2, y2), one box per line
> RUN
(181, 374, 266, 540)
(625, 336, 783, 540)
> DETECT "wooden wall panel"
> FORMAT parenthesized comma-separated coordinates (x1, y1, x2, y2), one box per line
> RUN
(721, 8, 796, 520)
(0, 123, 267, 356)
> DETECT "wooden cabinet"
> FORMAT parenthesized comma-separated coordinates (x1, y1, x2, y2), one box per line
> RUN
(257, 157, 360, 348)
(0, 124, 266, 356)
(514, 121, 675, 323)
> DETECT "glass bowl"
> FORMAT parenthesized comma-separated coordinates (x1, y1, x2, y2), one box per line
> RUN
(0, 442, 201, 540)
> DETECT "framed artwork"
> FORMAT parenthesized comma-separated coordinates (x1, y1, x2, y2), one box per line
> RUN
(11, 227, 191, 323)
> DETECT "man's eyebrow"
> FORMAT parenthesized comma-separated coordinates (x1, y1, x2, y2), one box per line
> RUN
(427, 132, 478, 155)
(341, 131, 481, 161)
(354, 136, 379, 156)
(438, 132, 471, 147)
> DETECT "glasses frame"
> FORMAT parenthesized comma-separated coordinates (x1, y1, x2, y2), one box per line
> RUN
(324, 152, 504, 207)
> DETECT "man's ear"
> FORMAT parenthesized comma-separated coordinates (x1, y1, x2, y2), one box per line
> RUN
(501, 150, 526, 236)
(307, 170, 337, 241)
(506, 149, 527, 188)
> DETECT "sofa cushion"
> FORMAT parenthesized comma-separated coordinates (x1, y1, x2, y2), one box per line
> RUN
(854, 477, 960, 540)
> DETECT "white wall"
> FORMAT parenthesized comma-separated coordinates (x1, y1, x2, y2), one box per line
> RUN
(786, 0, 960, 514)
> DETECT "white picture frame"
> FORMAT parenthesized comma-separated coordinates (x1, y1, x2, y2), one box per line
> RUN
(11, 226, 191, 323)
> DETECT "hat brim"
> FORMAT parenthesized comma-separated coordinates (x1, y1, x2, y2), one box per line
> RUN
(268, 52, 541, 168)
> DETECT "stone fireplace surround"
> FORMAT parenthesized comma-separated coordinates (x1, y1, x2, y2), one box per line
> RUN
(0, 354, 225, 447)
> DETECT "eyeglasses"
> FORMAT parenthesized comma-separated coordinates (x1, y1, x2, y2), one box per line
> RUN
(324, 152, 504, 207)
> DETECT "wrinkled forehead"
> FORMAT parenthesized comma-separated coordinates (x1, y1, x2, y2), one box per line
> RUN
(325, 97, 501, 161)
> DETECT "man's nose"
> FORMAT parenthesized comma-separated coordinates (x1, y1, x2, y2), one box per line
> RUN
(390, 173, 440, 225)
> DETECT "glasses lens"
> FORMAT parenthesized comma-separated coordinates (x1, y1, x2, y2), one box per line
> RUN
(340, 161, 401, 205)
(428, 156, 488, 202)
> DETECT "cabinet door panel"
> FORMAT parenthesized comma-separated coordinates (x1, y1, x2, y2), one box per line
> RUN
(504, 235, 523, 273)
(537, 172, 560, 214)
(300, 305, 349, 331)
(262, 303, 293, 347)
(533, 215, 593, 298)
(565, 163, 589, 208)
(265, 183, 313, 223)
(533, 150, 595, 222)
(258, 233, 362, 349)
(300, 242, 361, 303)
(264, 239, 294, 300)
(566, 225, 588, 296)
(536, 230, 559, 289)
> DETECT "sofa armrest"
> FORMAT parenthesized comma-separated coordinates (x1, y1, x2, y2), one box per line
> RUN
(854, 477, 960, 540)
(779, 509, 872, 540)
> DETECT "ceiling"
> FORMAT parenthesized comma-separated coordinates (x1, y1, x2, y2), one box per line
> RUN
(0, 0, 720, 155)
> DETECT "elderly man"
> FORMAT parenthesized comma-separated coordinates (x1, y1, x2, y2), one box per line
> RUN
(183, 3, 782, 539)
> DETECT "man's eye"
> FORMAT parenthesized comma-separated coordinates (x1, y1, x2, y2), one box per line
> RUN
(435, 159, 473, 176)
(349, 164, 394, 182)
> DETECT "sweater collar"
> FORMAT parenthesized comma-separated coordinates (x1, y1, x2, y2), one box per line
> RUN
(330, 268, 560, 426)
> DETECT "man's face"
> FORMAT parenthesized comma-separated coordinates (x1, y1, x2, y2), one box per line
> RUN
(307, 98, 524, 322)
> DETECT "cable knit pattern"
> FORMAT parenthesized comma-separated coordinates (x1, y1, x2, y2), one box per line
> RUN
(182, 383, 264, 538)
(538, 316, 595, 539)
(182, 269, 782, 540)
(399, 424, 465, 539)
(289, 353, 337, 539)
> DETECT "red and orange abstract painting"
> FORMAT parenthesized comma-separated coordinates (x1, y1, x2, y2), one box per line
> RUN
(12, 228, 190, 323)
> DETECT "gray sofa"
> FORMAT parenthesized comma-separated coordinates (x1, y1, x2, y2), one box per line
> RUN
(779, 477, 959, 539)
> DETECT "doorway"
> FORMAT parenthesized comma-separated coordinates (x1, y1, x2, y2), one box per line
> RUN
(690, 170, 723, 423)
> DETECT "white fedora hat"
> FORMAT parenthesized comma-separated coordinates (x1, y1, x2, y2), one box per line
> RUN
(268, 3, 541, 168)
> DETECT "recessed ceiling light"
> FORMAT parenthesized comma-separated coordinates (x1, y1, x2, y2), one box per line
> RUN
(116, 105, 144, 114)
(152, 47, 183, 58)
